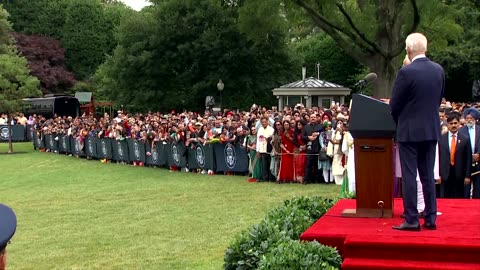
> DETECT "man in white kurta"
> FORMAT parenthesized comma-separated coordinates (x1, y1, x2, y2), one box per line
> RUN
(342, 131, 355, 193)
(256, 117, 274, 181)
(395, 143, 440, 213)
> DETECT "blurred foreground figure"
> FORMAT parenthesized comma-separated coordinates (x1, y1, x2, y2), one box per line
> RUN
(0, 204, 17, 270)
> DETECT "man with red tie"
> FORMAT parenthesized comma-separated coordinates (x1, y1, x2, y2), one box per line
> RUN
(438, 112, 472, 198)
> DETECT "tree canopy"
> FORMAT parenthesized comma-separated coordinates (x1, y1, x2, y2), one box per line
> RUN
(13, 33, 76, 94)
(0, 0, 478, 111)
(94, 0, 299, 112)
(238, 0, 465, 98)
(0, 4, 41, 153)
(0, 6, 41, 114)
(1, 0, 133, 81)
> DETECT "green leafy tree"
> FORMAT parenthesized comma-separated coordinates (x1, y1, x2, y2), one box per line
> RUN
(239, 0, 464, 98)
(62, 0, 110, 80)
(0, 0, 68, 39)
(0, 5, 41, 153)
(2, 0, 132, 81)
(293, 33, 364, 89)
(95, 0, 299, 112)
(429, 0, 480, 101)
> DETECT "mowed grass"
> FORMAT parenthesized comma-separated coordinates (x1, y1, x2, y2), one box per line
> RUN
(0, 143, 340, 270)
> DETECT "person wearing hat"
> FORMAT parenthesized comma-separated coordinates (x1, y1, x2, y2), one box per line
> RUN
(459, 107, 480, 198)
(0, 204, 16, 270)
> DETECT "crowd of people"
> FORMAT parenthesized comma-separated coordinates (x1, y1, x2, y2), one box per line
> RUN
(1, 97, 479, 199)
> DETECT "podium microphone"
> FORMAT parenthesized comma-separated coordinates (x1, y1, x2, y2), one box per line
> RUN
(354, 73, 378, 89)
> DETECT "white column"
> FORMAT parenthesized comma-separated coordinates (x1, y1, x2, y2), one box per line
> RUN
(340, 96, 345, 105)
(305, 96, 312, 108)
(277, 96, 284, 111)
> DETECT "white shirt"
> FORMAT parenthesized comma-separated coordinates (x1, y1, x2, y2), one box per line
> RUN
(255, 118, 275, 131)
(256, 125, 274, 153)
(411, 54, 426, 62)
(448, 131, 458, 151)
(468, 126, 476, 153)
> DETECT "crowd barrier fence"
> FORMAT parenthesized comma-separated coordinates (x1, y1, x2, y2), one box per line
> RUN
(32, 132, 250, 173)
(0, 125, 32, 142)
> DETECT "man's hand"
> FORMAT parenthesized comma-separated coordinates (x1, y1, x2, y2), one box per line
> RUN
(473, 153, 480, 163)
(465, 178, 471, 185)
(436, 177, 442, 185)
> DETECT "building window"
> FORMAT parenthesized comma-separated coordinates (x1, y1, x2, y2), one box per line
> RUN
(321, 98, 331, 109)
(311, 96, 318, 107)
(289, 96, 301, 107)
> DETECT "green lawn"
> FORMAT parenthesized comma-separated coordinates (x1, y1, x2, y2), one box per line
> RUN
(0, 143, 340, 270)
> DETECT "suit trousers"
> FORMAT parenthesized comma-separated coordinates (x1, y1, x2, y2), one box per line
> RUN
(304, 153, 319, 183)
(398, 141, 437, 225)
(464, 174, 480, 199)
(443, 166, 464, 198)
(260, 153, 272, 181)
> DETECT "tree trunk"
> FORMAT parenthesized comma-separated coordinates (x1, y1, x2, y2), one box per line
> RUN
(367, 56, 398, 98)
(7, 113, 13, 154)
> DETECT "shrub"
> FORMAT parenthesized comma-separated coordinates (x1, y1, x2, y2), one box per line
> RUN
(258, 240, 342, 270)
(224, 222, 291, 269)
(224, 196, 337, 270)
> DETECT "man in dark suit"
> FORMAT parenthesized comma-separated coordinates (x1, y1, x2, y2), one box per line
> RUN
(458, 108, 479, 198)
(301, 114, 322, 184)
(390, 33, 444, 231)
(439, 112, 471, 198)
(0, 204, 17, 270)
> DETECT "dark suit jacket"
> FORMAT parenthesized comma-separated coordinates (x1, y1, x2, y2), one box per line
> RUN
(390, 57, 445, 142)
(301, 123, 322, 153)
(459, 125, 480, 154)
(459, 124, 480, 174)
(439, 132, 472, 181)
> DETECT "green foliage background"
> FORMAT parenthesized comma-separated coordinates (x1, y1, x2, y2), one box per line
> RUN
(1, 0, 479, 110)
(0, 5, 41, 115)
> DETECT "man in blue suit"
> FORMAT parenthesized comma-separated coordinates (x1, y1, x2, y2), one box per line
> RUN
(459, 108, 480, 198)
(390, 33, 445, 231)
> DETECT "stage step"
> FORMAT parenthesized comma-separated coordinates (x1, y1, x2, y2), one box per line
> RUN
(343, 235, 480, 264)
(341, 258, 480, 270)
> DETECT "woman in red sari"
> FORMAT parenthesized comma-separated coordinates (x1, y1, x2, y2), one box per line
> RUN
(293, 120, 307, 183)
(278, 120, 295, 182)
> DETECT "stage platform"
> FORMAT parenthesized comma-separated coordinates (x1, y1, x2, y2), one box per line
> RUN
(300, 198, 480, 270)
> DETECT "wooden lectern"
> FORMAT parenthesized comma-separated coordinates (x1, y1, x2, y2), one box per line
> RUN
(342, 94, 396, 218)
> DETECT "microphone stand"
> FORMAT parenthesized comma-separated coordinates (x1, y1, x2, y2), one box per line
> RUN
(354, 82, 367, 96)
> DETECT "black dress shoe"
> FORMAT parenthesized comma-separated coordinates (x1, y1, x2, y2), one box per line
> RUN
(392, 222, 420, 231)
(422, 223, 437, 230)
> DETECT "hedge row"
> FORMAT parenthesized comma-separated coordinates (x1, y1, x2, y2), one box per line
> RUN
(224, 196, 341, 270)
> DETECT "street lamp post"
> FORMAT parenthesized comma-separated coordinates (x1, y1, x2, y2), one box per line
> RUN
(217, 79, 224, 109)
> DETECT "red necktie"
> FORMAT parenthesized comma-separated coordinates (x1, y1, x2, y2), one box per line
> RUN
(450, 134, 456, 166)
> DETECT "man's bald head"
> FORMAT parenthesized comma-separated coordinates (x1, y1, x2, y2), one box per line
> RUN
(405, 33, 428, 60)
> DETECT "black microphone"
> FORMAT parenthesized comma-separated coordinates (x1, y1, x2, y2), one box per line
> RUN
(354, 73, 377, 88)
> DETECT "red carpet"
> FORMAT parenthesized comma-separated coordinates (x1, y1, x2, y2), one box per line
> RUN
(300, 199, 480, 270)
